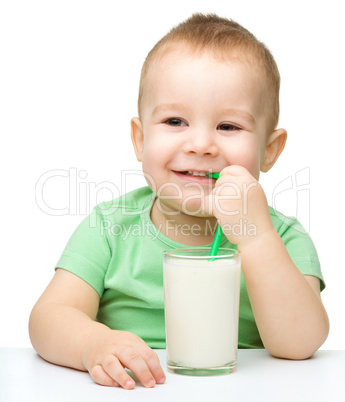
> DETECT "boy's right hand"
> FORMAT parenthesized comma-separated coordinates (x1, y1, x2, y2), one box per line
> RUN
(29, 269, 164, 390)
(82, 329, 166, 389)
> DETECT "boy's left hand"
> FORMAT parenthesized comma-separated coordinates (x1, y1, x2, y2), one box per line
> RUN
(204, 165, 274, 248)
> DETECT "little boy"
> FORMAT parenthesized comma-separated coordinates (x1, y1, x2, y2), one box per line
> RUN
(29, 13, 329, 390)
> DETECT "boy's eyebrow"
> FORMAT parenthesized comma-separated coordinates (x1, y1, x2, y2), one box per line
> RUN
(222, 108, 256, 125)
(152, 103, 188, 116)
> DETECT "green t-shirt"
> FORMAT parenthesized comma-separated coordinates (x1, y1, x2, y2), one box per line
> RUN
(56, 186, 325, 349)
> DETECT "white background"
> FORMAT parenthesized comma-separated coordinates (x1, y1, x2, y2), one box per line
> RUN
(0, 0, 343, 349)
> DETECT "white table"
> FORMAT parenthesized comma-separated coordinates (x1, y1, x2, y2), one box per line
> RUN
(0, 348, 343, 402)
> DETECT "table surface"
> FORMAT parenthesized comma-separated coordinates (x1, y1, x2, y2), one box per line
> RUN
(1, 348, 344, 402)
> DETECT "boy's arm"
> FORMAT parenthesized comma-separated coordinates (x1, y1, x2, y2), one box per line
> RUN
(29, 268, 165, 389)
(205, 165, 329, 359)
(239, 229, 329, 359)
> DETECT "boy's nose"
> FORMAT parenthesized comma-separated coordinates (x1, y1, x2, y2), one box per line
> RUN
(182, 129, 218, 157)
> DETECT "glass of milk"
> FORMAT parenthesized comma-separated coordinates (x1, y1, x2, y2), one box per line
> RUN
(163, 247, 241, 376)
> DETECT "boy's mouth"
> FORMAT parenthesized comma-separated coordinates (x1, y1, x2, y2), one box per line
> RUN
(179, 171, 209, 177)
(172, 170, 218, 185)
(174, 170, 218, 181)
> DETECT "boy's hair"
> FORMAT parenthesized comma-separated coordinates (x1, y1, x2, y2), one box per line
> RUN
(138, 13, 280, 134)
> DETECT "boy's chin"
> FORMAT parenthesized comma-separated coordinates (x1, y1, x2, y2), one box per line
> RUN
(157, 198, 214, 219)
(180, 208, 214, 219)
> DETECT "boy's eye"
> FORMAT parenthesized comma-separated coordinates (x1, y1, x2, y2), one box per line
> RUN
(165, 118, 187, 126)
(217, 123, 240, 131)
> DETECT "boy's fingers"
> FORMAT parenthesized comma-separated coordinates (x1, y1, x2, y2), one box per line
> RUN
(116, 348, 156, 388)
(216, 165, 255, 188)
(102, 354, 136, 389)
(220, 165, 249, 177)
(90, 332, 165, 389)
(139, 348, 166, 384)
(215, 172, 258, 195)
(121, 334, 165, 385)
(89, 364, 122, 387)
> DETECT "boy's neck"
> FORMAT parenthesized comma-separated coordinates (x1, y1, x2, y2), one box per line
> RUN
(150, 198, 218, 246)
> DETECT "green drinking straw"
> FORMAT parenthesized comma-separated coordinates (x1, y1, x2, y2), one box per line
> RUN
(206, 172, 220, 179)
(206, 172, 223, 259)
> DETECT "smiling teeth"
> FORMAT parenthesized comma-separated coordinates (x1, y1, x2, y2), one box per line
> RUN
(187, 171, 207, 176)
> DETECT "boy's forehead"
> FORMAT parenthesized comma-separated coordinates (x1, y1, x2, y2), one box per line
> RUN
(146, 43, 264, 86)
(144, 45, 265, 100)
(151, 43, 249, 68)
(143, 52, 265, 124)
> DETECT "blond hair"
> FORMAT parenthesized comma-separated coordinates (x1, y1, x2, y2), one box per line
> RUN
(138, 13, 280, 133)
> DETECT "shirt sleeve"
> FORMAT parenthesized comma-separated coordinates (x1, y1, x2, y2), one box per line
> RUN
(270, 207, 325, 291)
(55, 207, 112, 296)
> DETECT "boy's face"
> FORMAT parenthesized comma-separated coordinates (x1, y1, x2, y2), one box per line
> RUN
(132, 47, 283, 217)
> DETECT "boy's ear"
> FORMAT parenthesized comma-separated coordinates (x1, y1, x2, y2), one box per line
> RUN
(131, 117, 144, 162)
(261, 128, 287, 173)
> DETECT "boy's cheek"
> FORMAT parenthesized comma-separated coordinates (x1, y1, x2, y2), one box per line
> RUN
(228, 143, 262, 180)
(239, 157, 261, 181)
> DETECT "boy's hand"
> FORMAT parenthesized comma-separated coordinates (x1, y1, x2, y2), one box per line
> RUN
(82, 330, 166, 390)
(205, 165, 274, 248)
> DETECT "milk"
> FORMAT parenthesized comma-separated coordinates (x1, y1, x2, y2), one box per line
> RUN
(163, 252, 241, 371)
